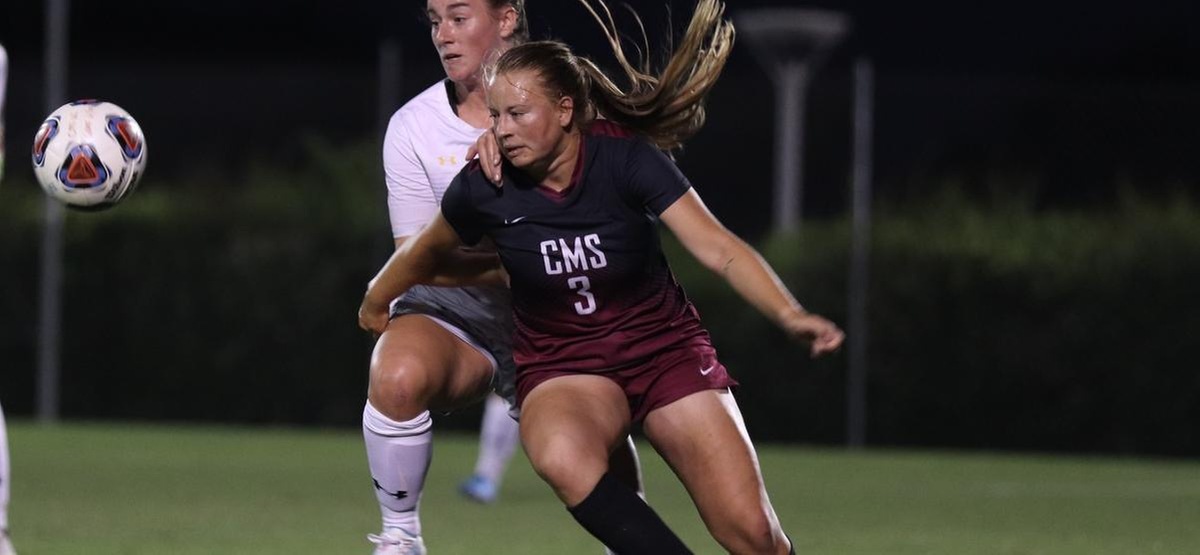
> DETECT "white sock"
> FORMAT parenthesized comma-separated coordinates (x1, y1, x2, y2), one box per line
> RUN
(0, 402, 9, 531)
(363, 402, 432, 536)
(473, 394, 519, 484)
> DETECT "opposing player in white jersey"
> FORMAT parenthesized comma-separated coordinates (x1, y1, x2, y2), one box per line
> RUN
(363, 2, 641, 553)
(0, 42, 18, 555)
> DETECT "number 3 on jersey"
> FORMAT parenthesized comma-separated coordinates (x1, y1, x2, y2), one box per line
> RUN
(568, 276, 596, 315)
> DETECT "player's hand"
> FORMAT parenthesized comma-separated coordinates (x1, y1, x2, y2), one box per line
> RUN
(466, 129, 503, 186)
(780, 311, 845, 358)
(358, 290, 391, 337)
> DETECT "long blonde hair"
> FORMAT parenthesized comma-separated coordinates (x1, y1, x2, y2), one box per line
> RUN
(487, 0, 735, 151)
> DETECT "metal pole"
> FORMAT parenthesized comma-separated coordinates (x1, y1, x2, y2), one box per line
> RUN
(847, 58, 874, 448)
(377, 37, 402, 140)
(773, 62, 809, 234)
(38, 0, 69, 423)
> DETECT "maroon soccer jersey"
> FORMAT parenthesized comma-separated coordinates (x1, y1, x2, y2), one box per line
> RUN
(442, 123, 717, 376)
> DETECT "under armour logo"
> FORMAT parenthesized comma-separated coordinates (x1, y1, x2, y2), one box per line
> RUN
(374, 478, 409, 500)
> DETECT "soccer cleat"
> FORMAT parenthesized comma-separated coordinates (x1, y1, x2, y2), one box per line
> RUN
(458, 474, 498, 504)
(368, 529, 426, 555)
(0, 530, 15, 555)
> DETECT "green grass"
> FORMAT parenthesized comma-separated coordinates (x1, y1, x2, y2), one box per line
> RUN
(7, 421, 1200, 554)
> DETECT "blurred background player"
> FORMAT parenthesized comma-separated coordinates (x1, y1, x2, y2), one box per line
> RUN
(0, 41, 17, 555)
(363, 1, 640, 552)
(0, 403, 13, 555)
(0, 42, 6, 182)
(457, 393, 518, 504)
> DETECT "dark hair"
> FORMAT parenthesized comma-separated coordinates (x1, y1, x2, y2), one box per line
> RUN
(489, 0, 530, 44)
(486, 0, 734, 151)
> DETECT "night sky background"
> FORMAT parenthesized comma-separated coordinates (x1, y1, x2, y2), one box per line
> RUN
(2, 0, 1198, 235)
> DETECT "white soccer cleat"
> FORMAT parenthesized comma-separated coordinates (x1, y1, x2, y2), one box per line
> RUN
(368, 529, 426, 555)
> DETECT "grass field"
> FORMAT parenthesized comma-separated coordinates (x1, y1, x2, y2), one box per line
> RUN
(6, 421, 1200, 554)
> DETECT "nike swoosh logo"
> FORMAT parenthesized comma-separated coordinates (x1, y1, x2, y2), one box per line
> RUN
(700, 365, 716, 376)
(505, 216, 528, 225)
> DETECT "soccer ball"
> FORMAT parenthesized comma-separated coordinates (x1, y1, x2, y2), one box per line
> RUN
(32, 99, 147, 211)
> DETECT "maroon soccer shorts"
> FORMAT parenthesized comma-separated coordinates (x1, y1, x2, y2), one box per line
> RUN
(515, 341, 739, 423)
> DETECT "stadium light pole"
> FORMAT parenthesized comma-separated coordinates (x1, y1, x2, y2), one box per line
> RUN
(847, 58, 874, 449)
(736, 9, 848, 234)
(377, 37, 402, 140)
(38, 0, 70, 423)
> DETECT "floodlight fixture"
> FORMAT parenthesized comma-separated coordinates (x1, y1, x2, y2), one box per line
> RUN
(737, 9, 849, 233)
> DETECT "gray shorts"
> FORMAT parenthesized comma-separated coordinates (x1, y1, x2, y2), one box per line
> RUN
(390, 284, 517, 405)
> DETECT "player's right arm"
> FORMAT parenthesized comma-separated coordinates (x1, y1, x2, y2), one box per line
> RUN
(360, 212, 465, 334)
(393, 234, 506, 287)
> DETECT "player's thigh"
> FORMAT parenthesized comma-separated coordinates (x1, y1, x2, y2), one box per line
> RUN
(368, 314, 494, 415)
(520, 375, 631, 503)
(643, 390, 778, 532)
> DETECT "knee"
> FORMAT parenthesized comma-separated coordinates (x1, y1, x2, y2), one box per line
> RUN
(368, 351, 434, 419)
(526, 438, 605, 504)
(711, 509, 786, 555)
(527, 439, 584, 487)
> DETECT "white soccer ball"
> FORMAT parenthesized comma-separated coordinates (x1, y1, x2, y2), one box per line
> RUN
(32, 100, 147, 211)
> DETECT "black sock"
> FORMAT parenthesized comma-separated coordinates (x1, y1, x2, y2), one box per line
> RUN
(568, 472, 692, 554)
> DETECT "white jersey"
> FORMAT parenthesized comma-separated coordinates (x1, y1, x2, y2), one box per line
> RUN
(381, 79, 517, 402)
(385, 80, 489, 238)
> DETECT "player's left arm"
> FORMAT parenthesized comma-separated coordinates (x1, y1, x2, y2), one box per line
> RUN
(659, 190, 844, 357)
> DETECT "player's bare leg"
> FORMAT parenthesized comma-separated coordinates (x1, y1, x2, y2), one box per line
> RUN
(520, 375, 628, 504)
(0, 401, 14, 555)
(458, 391, 643, 512)
(644, 389, 791, 555)
(368, 315, 495, 418)
(521, 376, 690, 553)
(364, 314, 493, 553)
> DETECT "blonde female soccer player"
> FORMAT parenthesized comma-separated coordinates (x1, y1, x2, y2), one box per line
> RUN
(361, 1, 640, 553)
(360, 1, 844, 552)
